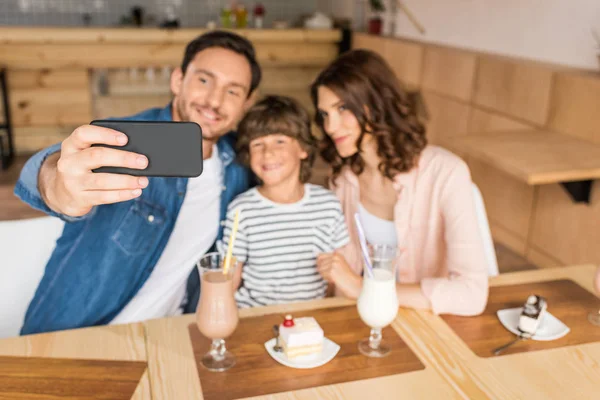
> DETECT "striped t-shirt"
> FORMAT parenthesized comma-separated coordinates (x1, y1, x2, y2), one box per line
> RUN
(222, 184, 350, 308)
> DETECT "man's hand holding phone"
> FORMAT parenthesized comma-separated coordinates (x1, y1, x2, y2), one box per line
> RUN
(39, 125, 149, 217)
(39, 121, 203, 217)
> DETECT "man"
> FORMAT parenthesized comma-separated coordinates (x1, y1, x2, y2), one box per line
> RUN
(14, 31, 261, 334)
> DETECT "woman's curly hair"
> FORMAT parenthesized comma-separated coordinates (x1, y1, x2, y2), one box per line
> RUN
(310, 49, 427, 182)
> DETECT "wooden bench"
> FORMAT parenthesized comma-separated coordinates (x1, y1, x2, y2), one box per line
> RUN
(451, 130, 600, 204)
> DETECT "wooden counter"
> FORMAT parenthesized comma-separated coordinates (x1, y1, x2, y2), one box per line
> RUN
(0, 27, 341, 68)
(0, 27, 341, 154)
(0, 27, 341, 45)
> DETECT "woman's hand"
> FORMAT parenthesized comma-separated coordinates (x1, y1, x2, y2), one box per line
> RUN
(317, 253, 362, 298)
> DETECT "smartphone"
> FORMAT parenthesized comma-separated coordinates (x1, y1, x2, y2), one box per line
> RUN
(91, 120, 203, 177)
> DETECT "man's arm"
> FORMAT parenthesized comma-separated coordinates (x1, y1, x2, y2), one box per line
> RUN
(13, 143, 77, 221)
(14, 125, 150, 219)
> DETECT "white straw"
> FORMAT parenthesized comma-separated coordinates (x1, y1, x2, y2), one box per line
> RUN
(354, 213, 374, 278)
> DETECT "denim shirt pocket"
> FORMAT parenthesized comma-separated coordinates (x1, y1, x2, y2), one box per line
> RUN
(111, 199, 168, 255)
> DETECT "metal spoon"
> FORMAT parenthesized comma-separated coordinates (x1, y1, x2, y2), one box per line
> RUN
(272, 325, 283, 352)
(493, 329, 531, 356)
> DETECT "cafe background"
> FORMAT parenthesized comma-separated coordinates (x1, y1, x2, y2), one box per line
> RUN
(1, 0, 599, 313)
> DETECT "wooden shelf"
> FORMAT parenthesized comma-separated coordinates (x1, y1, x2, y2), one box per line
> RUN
(451, 130, 600, 185)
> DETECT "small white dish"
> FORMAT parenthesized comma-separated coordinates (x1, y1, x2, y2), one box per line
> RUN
(497, 307, 570, 341)
(264, 337, 340, 369)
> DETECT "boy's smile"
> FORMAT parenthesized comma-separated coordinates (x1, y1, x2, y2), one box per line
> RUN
(260, 162, 283, 172)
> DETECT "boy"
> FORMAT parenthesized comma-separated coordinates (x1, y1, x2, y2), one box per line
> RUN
(222, 95, 350, 308)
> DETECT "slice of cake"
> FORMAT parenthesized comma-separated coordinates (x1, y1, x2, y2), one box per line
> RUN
(279, 315, 324, 359)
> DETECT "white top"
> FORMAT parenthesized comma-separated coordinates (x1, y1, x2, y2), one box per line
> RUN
(358, 203, 397, 247)
(223, 184, 350, 308)
(110, 146, 223, 324)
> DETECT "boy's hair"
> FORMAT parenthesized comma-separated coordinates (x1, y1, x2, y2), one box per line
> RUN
(181, 30, 262, 96)
(237, 95, 317, 183)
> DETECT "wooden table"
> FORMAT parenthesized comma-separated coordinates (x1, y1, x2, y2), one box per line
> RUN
(1, 264, 598, 399)
(405, 264, 600, 399)
(0, 322, 151, 399)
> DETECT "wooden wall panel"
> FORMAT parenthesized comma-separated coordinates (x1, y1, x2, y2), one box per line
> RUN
(526, 247, 563, 269)
(547, 72, 600, 144)
(468, 107, 533, 134)
(7, 69, 91, 128)
(529, 183, 600, 265)
(421, 91, 470, 152)
(421, 46, 476, 101)
(468, 157, 535, 244)
(10, 88, 91, 127)
(352, 33, 385, 55)
(255, 43, 339, 67)
(308, 155, 331, 188)
(382, 38, 423, 88)
(490, 222, 527, 257)
(473, 56, 553, 126)
(261, 67, 322, 91)
(9, 69, 88, 89)
(13, 126, 73, 154)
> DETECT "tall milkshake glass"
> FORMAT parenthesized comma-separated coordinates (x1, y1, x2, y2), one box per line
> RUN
(357, 244, 399, 357)
(196, 252, 239, 371)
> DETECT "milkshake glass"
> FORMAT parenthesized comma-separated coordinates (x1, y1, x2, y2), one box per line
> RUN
(357, 244, 399, 357)
(196, 252, 239, 371)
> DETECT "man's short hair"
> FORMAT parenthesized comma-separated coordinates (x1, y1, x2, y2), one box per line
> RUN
(237, 95, 317, 183)
(181, 30, 262, 96)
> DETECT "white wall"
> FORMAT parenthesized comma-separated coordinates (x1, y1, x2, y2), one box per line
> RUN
(392, 0, 600, 70)
(320, 0, 600, 71)
(318, 0, 355, 20)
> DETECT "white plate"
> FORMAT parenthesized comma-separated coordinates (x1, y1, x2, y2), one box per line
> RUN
(264, 337, 340, 369)
(497, 307, 570, 341)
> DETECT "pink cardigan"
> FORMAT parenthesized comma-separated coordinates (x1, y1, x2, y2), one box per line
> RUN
(332, 146, 489, 316)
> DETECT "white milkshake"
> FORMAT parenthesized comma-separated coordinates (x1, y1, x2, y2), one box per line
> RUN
(357, 268, 399, 329)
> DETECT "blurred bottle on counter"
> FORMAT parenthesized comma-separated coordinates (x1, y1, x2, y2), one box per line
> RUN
(253, 3, 265, 29)
(235, 3, 248, 28)
(160, 5, 180, 28)
(131, 6, 144, 27)
(221, 6, 232, 28)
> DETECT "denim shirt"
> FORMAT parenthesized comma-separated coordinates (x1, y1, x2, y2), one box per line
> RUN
(14, 104, 251, 334)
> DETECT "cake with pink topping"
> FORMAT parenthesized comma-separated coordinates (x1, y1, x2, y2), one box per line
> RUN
(279, 315, 324, 359)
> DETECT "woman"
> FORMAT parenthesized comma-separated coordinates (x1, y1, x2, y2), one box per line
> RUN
(312, 49, 488, 316)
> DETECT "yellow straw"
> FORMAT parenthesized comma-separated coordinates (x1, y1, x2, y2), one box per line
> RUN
(223, 208, 240, 275)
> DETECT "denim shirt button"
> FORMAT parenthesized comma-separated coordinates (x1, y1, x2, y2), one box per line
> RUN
(220, 220, 226, 226)
(221, 185, 227, 191)
(148, 215, 155, 223)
